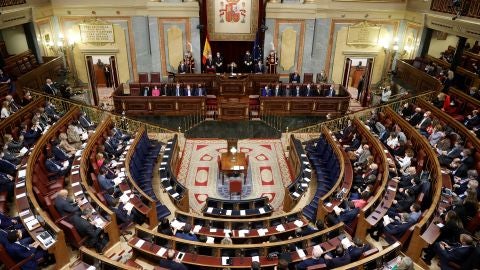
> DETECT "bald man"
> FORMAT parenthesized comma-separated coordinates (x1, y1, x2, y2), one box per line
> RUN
(54, 189, 81, 217)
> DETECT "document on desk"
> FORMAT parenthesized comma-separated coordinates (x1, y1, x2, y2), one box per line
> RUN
(258, 208, 266, 214)
(75, 150, 82, 157)
(240, 210, 246, 216)
(16, 193, 26, 199)
(206, 207, 213, 214)
(206, 237, 215, 244)
(26, 218, 39, 230)
(193, 225, 202, 233)
(257, 228, 268, 236)
(300, 153, 307, 157)
(15, 182, 25, 188)
(238, 229, 249, 237)
(252, 256, 260, 262)
(171, 219, 186, 230)
(134, 239, 145, 248)
(292, 192, 300, 198)
(86, 266, 96, 270)
(224, 229, 231, 237)
(74, 190, 83, 197)
(18, 169, 26, 178)
(303, 177, 310, 182)
(119, 193, 130, 204)
(276, 224, 285, 232)
(93, 217, 106, 228)
(297, 249, 306, 259)
(221, 257, 230, 266)
(71, 170, 79, 175)
(113, 177, 123, 186)
(387, 186, 396, 192)
(156, 247, 167, 256)
(304, 168, 311, 173)
(226, 210, 232, 216)
(123, 203, 134, 214)
(294, 220, 304, 228)
(19, 147, 28, 156)
(233, 165, 240, 170)
(210, 228, 217, 232)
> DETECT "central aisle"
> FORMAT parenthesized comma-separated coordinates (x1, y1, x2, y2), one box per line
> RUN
(177, 139, 292, 214)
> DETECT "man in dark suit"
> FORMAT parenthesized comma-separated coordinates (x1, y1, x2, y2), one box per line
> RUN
(416, 111, 432, 137)
(450, 149, 474, 178)
(325, 85, 336, 97)
(195, 84, 206, 96)
(214, 52, 224, 73)
(20, 124, 40, 147)
(273, 84, 282, 97)
(0, 212, 24, 230)
(0, 154, 18, 176)
(184, 85, 194, 97)
(356, 75, 365, 101)
(304, 83, 315, 97)
(98, 167, 120, 195)
(434, 234, 474, 270)
(254, 60, 264, 74)
(104, 65, 112, 87)
(438, 141, 463, 166)
(261, 86, 271, 97)
(158, 249, 188, 270)
(5, 230, 49, 270)
(205, 54, 215, 73)
(177, 60, 187, 74)
(293, 85, 302, 97)
(142, 86, 150, 96)
(0, 171, 14, 198)
(43, 78, 58, 95)
(347, 238, 370, 261)
(295, 245, 325, 270)
(54, 189, 81, 217)
(290, 70, 301, 83)
(45, 156, 69, 176)
(79, 112, 95, 130)
(325, 244, 351, 268)
(104, 136, 124, 158)
(407, 107, 423, 126)
(173, 83, 183, 97)
(71, 209, 108, 253)
(175, 224, 199, 242)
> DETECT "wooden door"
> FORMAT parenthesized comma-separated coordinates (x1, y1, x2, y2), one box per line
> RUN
(86, 56, 99, 106)
(109, 56, 119, 88)
(361, 58, 374, 107)
(342, 58, 352, 89)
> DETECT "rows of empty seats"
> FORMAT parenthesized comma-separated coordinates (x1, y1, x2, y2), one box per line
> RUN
(129, 127, 171, 220)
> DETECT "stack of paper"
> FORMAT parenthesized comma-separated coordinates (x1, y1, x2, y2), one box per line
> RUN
(226, 210, 232, 216)
(238, 229, 249, 237)
(156, 247, 167, 256)
(134, 239, 145, 248)
(294, 220, 303, 228)
(206, 207, 213, 213)
(252, 256, 260, 262)
(258, 208, 266, 214)
(257, 228, 268, 236)
(119, 193, 130, 204)
(171, 219, 186, 230)
(26, 218, 39, 230)
(193, 225, 202, 233)
(276, 224, 285, 232)
(206, 237, 215, 243)
(297, 249, 306, 259)
(240, 210, 246, 216)
(123, 202, 134, 215)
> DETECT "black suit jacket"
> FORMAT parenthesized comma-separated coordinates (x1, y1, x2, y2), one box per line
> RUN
(54, 196, 80, 217)
(158, 259, 188, 270)
(71, 214, 101, 247)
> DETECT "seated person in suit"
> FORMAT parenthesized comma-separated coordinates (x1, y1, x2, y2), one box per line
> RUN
(104, 136, 124, 158)
(79, 112, 96, 130)
(273, 84, 282, 97)
(195, 84, 206, 96)
(0, 153, 18, 176)
(290, 70, 301, 83)
(71, 209, 109, 253)
(369, 203, 421, 242)
(173, 83, 183, 97)
(295, 245, 325, 270)
(178, 60, 187, 74)
(4, 134, 24, 153)
(175, 224, 199, 242)
(254, 60, 264, 74)
(5, 95, 21, 113)
(184, 85, 194, 97)
(45, 154, 69, 176)
(304, 83, 316, 97)
(43, 78, 58, 95)
(294, 85, 302, 97)
(434, 233, 474, 269)
(66, 124, 83, 149)
(324, 244, 351, 268)
(158, 249, 188, 270)
(0, 212, 24, 231)
(20, 123, 40, 147)
(97, 167, 121, 196)
(54, 189, 81, 217)
(2, 145, 20, 165)
(44, 102, 60, 122)
(325, 85, 336, 97)
(0, 171, 14, 198)
(142, 86, 150, 96)
(111, 126, 130, 142)
(284, 85, 291, 97)
(5, 230, 51, 270)
(261, 85, 271, 97)
(347, 238, 371, 261)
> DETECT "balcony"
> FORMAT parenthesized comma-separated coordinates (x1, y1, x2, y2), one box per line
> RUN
(431, 0, 480, 19)
(0, 0, 27, 8)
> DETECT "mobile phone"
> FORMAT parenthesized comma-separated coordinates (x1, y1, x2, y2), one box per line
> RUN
(176, 252, 185, 260)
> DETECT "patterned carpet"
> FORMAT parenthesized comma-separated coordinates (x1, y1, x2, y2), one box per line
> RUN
(177, 139, 292, 214)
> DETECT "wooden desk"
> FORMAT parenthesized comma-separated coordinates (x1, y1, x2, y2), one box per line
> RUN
(217, 96, 249, 120)
(219, 152, 247, 184)
(395, 60, 442, 93)
(218, 75, 248, 95)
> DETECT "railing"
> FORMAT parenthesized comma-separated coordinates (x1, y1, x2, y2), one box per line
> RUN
(431, 0, 480, 19)
(0, 0, 26, 8)
(291, 91, 438, 134)
(28, 88, 177, 142)
(260, 109, 286, 132)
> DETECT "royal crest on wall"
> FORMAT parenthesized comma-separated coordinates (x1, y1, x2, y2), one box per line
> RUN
(207, 0, 258, 41)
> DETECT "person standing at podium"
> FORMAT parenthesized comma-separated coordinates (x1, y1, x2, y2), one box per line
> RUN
(266, 50, 278, 74)
(243, 50, 253, 73)
(214, 52, 224, 73)
(254, 60, 264, 74)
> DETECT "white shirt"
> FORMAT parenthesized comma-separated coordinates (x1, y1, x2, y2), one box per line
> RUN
(1, 107, 10, 118)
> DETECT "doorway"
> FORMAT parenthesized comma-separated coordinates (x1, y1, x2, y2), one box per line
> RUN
(342, 57, 374, 108)
(85, 55, 119, 108)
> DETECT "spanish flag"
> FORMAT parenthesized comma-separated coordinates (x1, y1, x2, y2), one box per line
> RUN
(202, 36, 211, 65)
